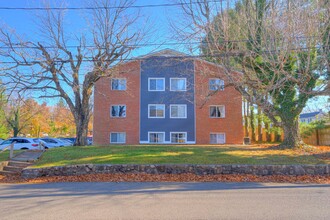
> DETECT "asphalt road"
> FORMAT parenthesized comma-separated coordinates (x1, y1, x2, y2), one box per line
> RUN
(0, 182, 329, 220)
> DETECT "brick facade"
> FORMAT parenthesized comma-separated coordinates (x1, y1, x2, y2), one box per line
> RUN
(93, 51, 243, 145)
(93, 61, 140, 145)
(194, 60, 243, 144)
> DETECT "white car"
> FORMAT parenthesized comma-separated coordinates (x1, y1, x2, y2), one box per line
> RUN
(0, 138, 41, 150)
(39, 137, 73, 148)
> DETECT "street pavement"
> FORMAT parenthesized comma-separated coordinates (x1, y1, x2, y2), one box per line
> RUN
(0, 182, 329, 220)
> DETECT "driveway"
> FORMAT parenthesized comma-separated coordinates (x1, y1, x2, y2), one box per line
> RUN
(0, 182, 329, 219)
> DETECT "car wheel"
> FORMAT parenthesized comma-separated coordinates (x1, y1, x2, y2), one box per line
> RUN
(21, 147, 28, 150)
(45, 147, 49, 149)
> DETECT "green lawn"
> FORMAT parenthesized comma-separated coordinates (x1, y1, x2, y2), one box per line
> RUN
(32, 145, 330, 168)
(0, 151, 10, 163)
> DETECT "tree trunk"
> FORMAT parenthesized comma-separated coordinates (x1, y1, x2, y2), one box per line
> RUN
(75, 112, 89, 146)
(73, 100, 91, 146)
(265, 122, 271, 142)
(257, 107, 262, 142)
(13, 127, 19, 137)
(250, 106, 256, 142)
(245, 101, 250, 137)
(280, 118, 304, 149)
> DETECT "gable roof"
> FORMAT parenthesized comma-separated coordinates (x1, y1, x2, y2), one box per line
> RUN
(300, 111, 322, 119)
(137, 49, 188, 59)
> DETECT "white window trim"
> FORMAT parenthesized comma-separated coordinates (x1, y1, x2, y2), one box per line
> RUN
(210, 133, 226, 144)
(148, 104, 165, 118)
(170, 104, 187, 119)
(209, 78, 225, 91)
(111, 78, 127, 91)
(170, 132, 187, 144)
(209, 105, 225, 118)
(148, 78, 165, 91)
(148, 132, 165, 143)
(110, 105, 127, 118)
(170, 78, 187, 91)
(110, 132, 126, 144)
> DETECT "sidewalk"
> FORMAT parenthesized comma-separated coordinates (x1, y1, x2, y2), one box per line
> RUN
(12, 150, 44, 162)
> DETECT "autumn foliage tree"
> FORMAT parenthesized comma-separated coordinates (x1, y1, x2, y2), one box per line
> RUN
(175, 0, 329, 149)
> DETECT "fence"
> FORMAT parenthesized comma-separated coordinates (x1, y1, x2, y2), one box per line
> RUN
(302, 125, 330, 146)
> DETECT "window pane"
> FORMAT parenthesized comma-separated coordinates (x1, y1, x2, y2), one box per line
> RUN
(171, 105, 186, 118)
(210, 107, 217, 117)
(171, 133, 186, 143)
(149, 133, 164, 143)
(210, 134, 217, 144)
(149, 79, 164, 91)
(111, 133, 126, 143)
(149, 106, 156, 117)
(150, 79, 156, 90)
(111, 106, 126, 117)
(112, 80, 119, 90)
(156, 79, 164, 90)
(149, 105, 164, 118)
(171, 106, 178, 117)
(111, 106, 118, 117)
(209, 79, 224, 91)
(171, 79, 186, 91)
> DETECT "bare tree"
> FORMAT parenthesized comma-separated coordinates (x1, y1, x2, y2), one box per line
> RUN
(0, 0, 147, 145)
(172, 0, 329, 149)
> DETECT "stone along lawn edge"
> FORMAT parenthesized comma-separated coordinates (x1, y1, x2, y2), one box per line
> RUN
(22, 164, 330, 178)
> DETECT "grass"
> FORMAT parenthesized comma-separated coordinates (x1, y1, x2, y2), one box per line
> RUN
(32, 144, 330, 168)
(0, 150, 23, 163)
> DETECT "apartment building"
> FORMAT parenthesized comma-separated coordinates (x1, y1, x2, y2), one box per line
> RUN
(93, 49, 243, 145)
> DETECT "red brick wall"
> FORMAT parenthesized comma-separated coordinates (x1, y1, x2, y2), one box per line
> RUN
(93, 61, 140, 145)
(194, 60, 243, 144)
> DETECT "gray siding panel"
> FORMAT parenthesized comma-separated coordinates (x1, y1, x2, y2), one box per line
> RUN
(140, 57, 195, 143)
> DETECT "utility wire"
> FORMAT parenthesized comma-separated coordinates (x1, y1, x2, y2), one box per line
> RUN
(0, 35, 322, 49)
(0, 0, 221, 10)
(0, 46, 328, 64)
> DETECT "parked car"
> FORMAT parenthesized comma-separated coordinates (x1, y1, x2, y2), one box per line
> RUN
(58, 137, 92, 145)
(0, 137, 40, 150)
(39, 137, 73, 148)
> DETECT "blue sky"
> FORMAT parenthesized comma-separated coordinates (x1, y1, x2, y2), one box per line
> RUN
(0, 0, 187, 56)
(0, 0, 328, 112)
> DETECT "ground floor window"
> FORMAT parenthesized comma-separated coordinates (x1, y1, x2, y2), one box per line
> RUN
(149, 132, 165, 143)
(110, 132, 126, 143)
(210, 133, 225, 144)
(170, 132, 187, 143)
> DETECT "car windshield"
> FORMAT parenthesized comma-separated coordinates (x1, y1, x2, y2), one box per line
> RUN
(1, 140, 13, 145)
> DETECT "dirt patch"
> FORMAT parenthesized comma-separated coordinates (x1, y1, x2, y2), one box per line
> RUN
(1, 173, 329, 184)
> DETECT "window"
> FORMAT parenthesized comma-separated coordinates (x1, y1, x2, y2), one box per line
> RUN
(170, 105, 187, 118)
(210, 106, 225, 118)
(110, 132, 126, 143)
(111, 105, 126, 117)
(111, 79, 126, 90)
(209, 79, 224, 91)
(210, 133, 225, 144)
(148, 104, 165, 118)
(171, 132, 186, 143)
(148, 78, 165, 91)
(149, 132, 165, 143)
(170, 78, 186, 91)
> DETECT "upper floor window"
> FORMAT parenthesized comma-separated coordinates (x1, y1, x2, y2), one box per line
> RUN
(209, 78, 224, 91)
(170, 104, 187, 118)
(148, 78, 165, 91)
(148, 104, 165, 118)
(111, 105, 126, 117)
(170, 78, 186, 91)
(111, 79, 126, 90)
(210, 105, 225, 118)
